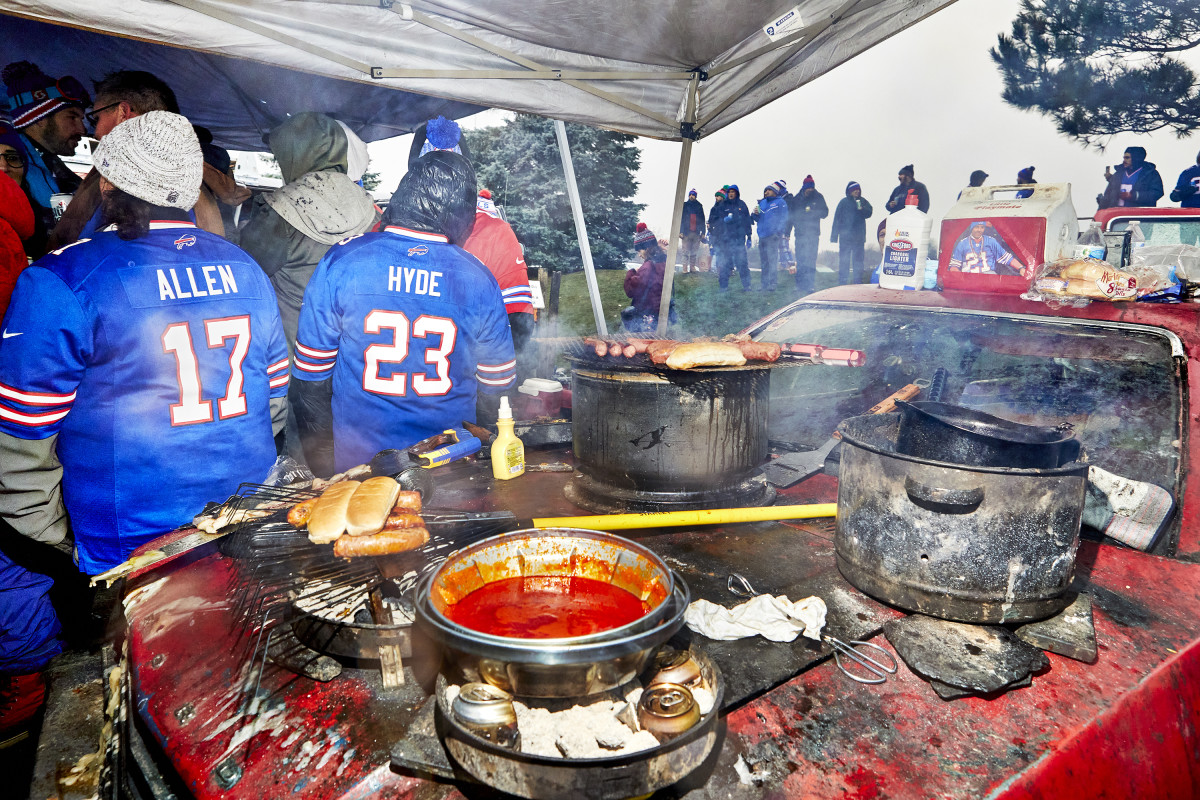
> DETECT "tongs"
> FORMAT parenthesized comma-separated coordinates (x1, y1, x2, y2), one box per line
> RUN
(726, 573, 897, 685)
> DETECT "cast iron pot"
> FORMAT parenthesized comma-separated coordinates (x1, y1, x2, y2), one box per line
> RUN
(894, 400, 1081, 469)
(835, 413, 1087, 624)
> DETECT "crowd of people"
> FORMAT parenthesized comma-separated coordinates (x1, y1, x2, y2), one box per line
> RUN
(0, 59, 531, 740)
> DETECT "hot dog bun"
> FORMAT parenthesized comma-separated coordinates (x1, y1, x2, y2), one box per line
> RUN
(665, 341, 747, 370)
(345, 476, 402, 537)
(307, 481, 361, 544)
(333, 527, 430, 558)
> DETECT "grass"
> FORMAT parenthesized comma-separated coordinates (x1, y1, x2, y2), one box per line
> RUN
(546, 256, 848, 339)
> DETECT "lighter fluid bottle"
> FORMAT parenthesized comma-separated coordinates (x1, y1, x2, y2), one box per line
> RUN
(879, 195, 933, 290)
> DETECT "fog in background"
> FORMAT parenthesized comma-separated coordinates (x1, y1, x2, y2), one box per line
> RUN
(364, 0, 1200, 258)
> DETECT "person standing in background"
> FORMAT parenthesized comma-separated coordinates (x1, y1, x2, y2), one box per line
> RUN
(830, 181, 872, 285)
(717, 185, 752, 292)
(679, 189, 706, 274)
(1170, 151, 1200, 208)
(752, 181, 788, 292)
(1, 62, 88, 248)
(788, 175, 827, 296)
(1098, 146, 1163, 209)
(885, 164, 930, 213)
(958, 169, 988, 201)
(1015, 166, 1036, 199)
(707, 187, 727, 279)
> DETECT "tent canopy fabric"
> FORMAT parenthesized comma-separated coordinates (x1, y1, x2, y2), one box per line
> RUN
(2, 0, 957, 147)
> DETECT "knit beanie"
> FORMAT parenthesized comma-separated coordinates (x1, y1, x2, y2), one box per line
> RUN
(1125, 146, 1146, 165)
(479, 188, 492, 199)
(633, 222, 657, 250)
(714, 189, 726, 200)
(845, 181, 860, 195)
(899, 164, 915, 177)
(969, 169, 988, 185)
(764, 183, 777, 196)
(688, 188, 697, 197)
(418, 115, 463, 158)
(0, 121, 27, 161)
(2, 61, 90, 129)
(802, 175, 815, 190)
(1017, 166, 1035, 182)
(774, 180, 787, 196)
(95, 111, 202, 209)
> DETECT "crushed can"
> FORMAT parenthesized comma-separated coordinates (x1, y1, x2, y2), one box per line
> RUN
(452, 682, 520, 749)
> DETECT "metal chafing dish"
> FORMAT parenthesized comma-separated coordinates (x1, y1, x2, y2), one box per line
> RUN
(414, 528, 689, 697)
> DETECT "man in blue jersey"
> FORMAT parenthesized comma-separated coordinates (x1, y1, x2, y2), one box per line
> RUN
(292, 150, 516, 476)
(948, 221, 1028, 278)
(0, 111, 289, 575)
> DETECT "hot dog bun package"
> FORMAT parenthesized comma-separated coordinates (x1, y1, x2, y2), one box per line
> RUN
(1025, 257, 1137, 306)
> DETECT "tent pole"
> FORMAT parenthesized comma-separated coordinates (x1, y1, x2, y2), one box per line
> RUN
(656, 75, 700, 337)
(553, 120, 608, 336)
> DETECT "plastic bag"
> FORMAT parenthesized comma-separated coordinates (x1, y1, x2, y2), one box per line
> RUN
(1126, 244, 1200, 297)
(1022, 257, 1137, 307)
(263, 455, 316, 487)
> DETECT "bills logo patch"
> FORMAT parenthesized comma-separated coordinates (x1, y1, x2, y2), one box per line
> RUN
(408, 245, 429, 257)
(174, 235, 197, 250)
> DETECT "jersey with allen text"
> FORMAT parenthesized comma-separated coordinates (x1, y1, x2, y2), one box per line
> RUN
(293, 226, 516, 471)
(0, 222, 289, 574)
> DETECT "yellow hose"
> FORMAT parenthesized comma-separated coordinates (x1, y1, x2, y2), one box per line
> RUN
(531, 503, 837, 531)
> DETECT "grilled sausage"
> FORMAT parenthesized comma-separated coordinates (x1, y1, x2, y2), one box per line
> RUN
(607, 340, 623, 357)
(626, 338, 651, 354)
(333, 527, 430, 557)
(734, 341, 782, 362)
(287, 496, 319, 528)
(646, 340, 680, 364)
(383, 512, 425, 530)
(392, 490, 422, 513)
(584, 337, 608, 357)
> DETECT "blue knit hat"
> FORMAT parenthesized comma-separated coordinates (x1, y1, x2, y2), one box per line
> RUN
(846, 181, 860, 195)
(2, 61, 90, 129)
(418, 116, 463, 157)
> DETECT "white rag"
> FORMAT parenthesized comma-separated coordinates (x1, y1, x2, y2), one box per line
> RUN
(685, 594, 827, 642)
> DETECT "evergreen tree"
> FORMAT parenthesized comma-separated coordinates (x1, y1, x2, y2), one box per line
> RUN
(464, 115, 643, 270)
(991, 0, 1200, 146)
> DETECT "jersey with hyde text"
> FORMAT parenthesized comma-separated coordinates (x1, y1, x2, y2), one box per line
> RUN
(293, 226, 516, 471)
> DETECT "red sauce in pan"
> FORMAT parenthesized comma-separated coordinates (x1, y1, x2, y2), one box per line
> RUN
(446, 576, 648, 638)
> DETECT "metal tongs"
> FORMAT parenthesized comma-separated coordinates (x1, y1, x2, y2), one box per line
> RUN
(726, 573, 898, 685)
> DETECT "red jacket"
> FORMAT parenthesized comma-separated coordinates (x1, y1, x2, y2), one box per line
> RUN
(624, 257, 666, 315)
(0, 173, 34, 319)
(462, 199, 533, 315)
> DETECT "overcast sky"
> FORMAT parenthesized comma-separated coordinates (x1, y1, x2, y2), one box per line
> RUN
(368, 0, 1200, 248)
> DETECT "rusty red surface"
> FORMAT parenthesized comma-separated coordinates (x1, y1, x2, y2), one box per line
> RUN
(123, 287, 1200, 798)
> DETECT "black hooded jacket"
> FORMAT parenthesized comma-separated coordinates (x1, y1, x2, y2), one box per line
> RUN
(1099, 148, 1164, 209)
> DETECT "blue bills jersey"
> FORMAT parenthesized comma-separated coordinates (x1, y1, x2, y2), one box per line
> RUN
(293, 226, 516, 471)
(0, 222, 289, 574)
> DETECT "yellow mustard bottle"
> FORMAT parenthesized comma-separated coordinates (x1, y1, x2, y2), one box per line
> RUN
(491, 396, 525, 480)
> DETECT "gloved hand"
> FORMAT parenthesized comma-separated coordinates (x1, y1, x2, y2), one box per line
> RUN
(746, 238, 752, 250)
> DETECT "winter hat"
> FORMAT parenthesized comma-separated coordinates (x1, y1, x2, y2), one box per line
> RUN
(1124, 146, 1147, 164)
(2, 61, 90, 129)
(688, 188, 697, 197)
(0, 120, 27, 162)
(899, 164, 915, 177)
(774, 179, 787, 195)
(95, 111, 202, 209)
(633, 222, 657, 250)
(802, 175, 815, 190)
(764, 183, 777, 196)
(479, 188, 492, 199)
(1017, 166, 1035, 182)
(845, 181, 860, 195)
(969, 169, 988, 185)
(418, 115, 463, 158)
(714, 188, 727, 200)
(728, 184, 740, 196)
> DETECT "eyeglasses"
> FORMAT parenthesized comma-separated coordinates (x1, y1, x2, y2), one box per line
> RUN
(85, 101, 121, 126)
(1, 152, 24, 167)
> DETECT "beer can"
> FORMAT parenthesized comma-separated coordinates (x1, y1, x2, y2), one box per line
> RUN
(647, 647, 702, 689)
(451, 682, 520, 749)
(637, 683, 701, 740)
(50, 193, 73, 221)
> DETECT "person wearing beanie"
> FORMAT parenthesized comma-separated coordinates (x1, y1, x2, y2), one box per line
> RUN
(463, 188, 536, 379)
(752, 182, 789, 291)
(1015, 166, 1037, 199)
(713, 184, 752, 291)
(785, 175, 828, 296)
(885, 164, 930, 213)
(1, 61, 89, 238)
(0, 110, 291, 576)
(830, 181, 873, 285)
(707, 188, 727, 277)
(679, 188, 707, 274)
(292, 151, 515, 475)
(1099, 146, 1163, 209)
(47, 69, 180, 254)
(1170, 150, 1200, 209)
(969, 170, 989, 187)
(623, 223, 678, 331)
(406, 115, 473, 169)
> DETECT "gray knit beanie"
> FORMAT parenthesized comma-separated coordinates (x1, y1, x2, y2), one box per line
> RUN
(95, 111, 202, 209)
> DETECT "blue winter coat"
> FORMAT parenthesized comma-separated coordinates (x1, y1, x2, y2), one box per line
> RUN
(755, 195, 789, 238)
(1170, 164, 1200, 208)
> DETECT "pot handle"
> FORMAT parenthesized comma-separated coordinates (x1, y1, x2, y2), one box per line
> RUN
(904, 476, 984, 514)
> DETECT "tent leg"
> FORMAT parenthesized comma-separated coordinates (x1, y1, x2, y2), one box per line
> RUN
(554, 120, 607, 336)
(656, 138, 693, 337)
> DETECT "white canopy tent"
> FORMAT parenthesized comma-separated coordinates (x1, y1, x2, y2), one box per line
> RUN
(2, 0, 958, 333)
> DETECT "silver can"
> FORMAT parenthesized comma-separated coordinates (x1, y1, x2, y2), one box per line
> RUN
(451, 682, 520, 749)
(49, 193, 73, 221)
(647, 647, 702, 689)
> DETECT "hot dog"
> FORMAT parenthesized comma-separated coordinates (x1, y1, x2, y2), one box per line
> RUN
(646, 340, 679, 364)
(734, 341, 781, 362)
(393, 490, 422, 513)
(333, 527, 430, 557)
(287, 496, 318, 528)
(383, 512, 425, 530)
(584, 337, 608, 357)
(607, 340, 623, 357)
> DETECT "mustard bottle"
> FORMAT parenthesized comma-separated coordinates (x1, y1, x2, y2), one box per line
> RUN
(491, 396, 525, 480)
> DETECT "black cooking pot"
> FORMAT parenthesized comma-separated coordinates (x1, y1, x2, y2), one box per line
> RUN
(836, 413, 1087, 624)
(894, 400, 1081, 469)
